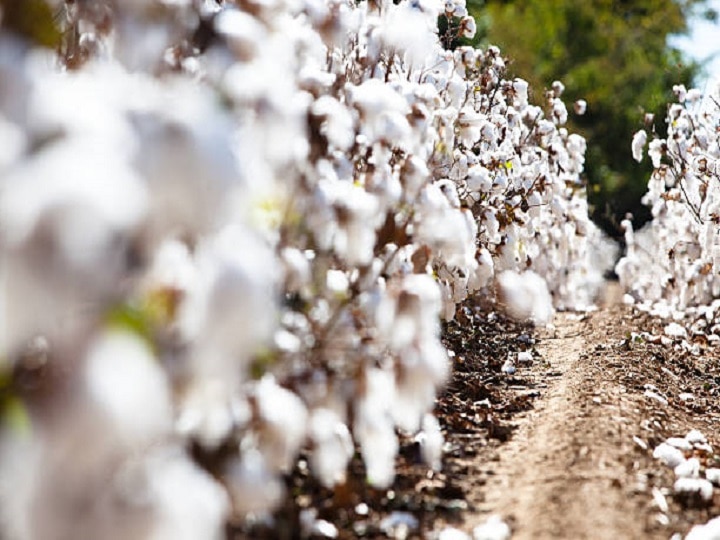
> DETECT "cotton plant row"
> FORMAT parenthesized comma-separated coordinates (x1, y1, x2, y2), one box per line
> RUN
(0, 0, 605, 537)
(618, 84, 720, 343)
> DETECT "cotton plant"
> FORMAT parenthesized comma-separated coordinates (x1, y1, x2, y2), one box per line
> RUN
(619, 83, 720, 341)
(0, 0, 610, 535)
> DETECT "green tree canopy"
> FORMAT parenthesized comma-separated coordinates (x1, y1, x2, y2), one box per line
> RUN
(472, 0, 710, 237)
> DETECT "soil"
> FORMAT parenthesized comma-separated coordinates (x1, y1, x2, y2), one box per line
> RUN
(243, 282, 720, 539)
(439, 282, 720, 539)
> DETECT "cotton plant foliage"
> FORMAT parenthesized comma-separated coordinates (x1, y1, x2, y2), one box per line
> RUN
(0, 0, 609, 535)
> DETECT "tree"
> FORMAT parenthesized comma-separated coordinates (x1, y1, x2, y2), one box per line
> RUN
(473, 0, 710, 237)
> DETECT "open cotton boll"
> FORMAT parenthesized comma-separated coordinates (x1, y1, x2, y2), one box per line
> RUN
(354, 368, 399, 488)
(280, 247, 312, 293)
(314, 179, 382, 266)
(0, 137, 147, 253)
(308, 408, 354, 488)
(393, 351, 445, 432)
(675, 457, 700, 478)
(376, 274, 443, 351)
(0, 427, 42, 540)
(653, 442, 686, 468)
(632, 130, 647, 163)
(472, 515, 511, 540)
(312, 96, 355, 151)
(466, 165, 493, 193)
(25, 66, 138, 156)
(254, 375, 308, 472)
(226, 449, 285, 517)
(141, 447, 229, 540)
(438, 528, 471, 540)
(141, 238, 197, 303)
(380, 3, 439, 69)
(175, 377, 247, 450)
(348, 78, 409, 120)
(674, 477, 714, 503)
(0, 117, 25, 171)
(414, 184, 476, 268)
(497, 270, 554, 325)
(686, 516, 720, 540)
(85, 330, 173, 446)
(133, 81, 243, 240)
(416, 413, 444, 471)
(468, 248, 494, 290)
(214, 8, 268, 60)
(180, 225, 277, 378)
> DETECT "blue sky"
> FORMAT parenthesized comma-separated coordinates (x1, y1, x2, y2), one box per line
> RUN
(670, 0, 720, 87)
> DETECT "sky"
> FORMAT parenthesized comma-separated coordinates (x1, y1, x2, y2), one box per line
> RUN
(669, 0, 720, 89)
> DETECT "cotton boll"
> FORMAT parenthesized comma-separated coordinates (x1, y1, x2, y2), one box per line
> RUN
(675, 457, 700, 478)
(674, 477, 714, 504)
(354, 368, 399, 488)
(648, 139, 664, 168)
(460, 16, 476, 39)
(133, 82, 242, 241)
(313, 179, 382, 266)
(497, 270, 554, 325)
(416, 413, 444, 471)
(706, 469, 720, 486)
(686, 517, 720, 540)
(472, 515, 511, 540)
(326, 269, 350, 297)
(393, 343, 448, 432)
(85, 330, 173, 446)
(308, 408, 354, 488)
(632, 130, 647, 162)
(482, 210, 501, 244)
(439, 528, 471, 540)
(12, 396, 168, 539)
(281, 247, 312, 293)
(0, 427, 41, 540)
(214, 8, 267, 61)
(180, 226, 277, 379)
(457, 108, 483, 147)
(469, 248, 494, 290)
(226, 449, 285, 517)
(512, 79, 528, 108)
(380, 512, 419, 537)
(501, 357, 515, 375)
(0, 117, 25, 172)
(0, 136, 147, 252)
(312, 96, 355, 151)
(380, 3, 439, 69)
(376, 274, 443, 351)
(551, 98, 568, 125)
(26, 66, 137, 155)
(415, 187, 476, 268)
(348, 78, 408, 120)
(686, 88, 703, 103)
(673, 84, 687, 102)
(176, 378, 245, 450)
(142, 447, 230, 540)
(653, 442, 686, 468)
(686, 429, 708, 445)
(467, 165, 493, 192)
(254, 375, 308, 472)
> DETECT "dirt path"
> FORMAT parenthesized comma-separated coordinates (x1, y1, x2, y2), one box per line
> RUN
(454, 283, 720, 539)
(469, 288, 645, 538)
